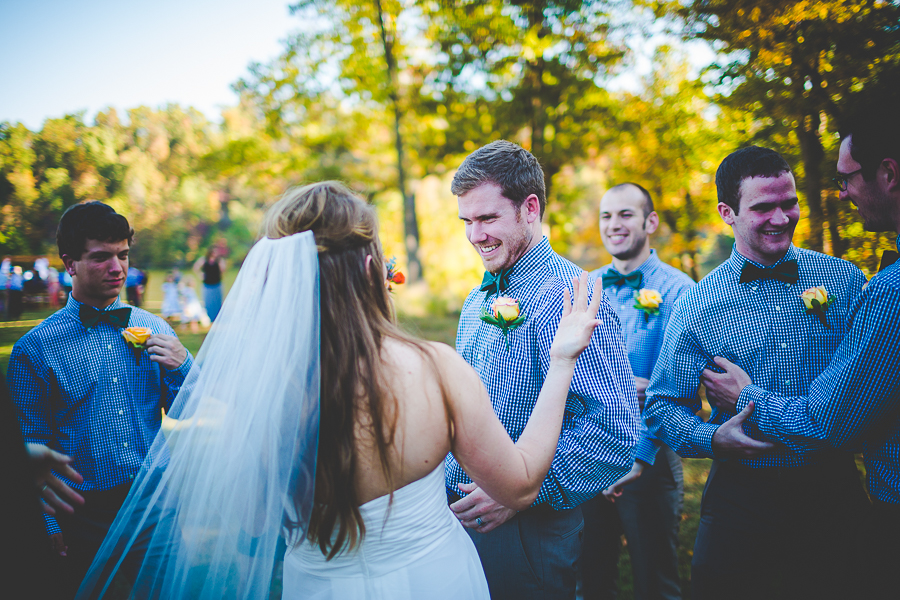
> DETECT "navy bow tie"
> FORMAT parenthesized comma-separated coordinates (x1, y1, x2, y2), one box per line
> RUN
(601, 269, 643, 290)
(739, 260, 799, 285)
(79, 305, 132, 329)
(480, 269, 510, 296)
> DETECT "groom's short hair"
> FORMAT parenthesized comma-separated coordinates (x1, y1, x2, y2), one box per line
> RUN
(451, 140, 547, 218)
(57, 201, 134, 260)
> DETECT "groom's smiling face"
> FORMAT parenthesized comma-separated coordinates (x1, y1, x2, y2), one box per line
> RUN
(458, 182, 539, 273)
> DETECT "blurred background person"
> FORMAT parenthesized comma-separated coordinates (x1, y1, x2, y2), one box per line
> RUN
(125, 265, 147, 307)
(194, 247, 225, 321)
(179, 275, 210, 332)
(161, 270, 182, 322)
(9, 265, 24, 319)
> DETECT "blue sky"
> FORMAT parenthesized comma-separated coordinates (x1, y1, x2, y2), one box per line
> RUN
(0, 1, 717, 131)
(0, 0, 299, 129)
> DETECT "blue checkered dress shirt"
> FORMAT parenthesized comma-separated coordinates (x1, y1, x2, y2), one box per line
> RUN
(8, 294, 193, 534)
(644, 244, 866, 468)
(738, 240, 900, 502)
(591, 250, 695, 465)
(445, 237, 640, 509)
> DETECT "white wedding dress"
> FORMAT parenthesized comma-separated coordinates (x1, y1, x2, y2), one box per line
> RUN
(282, 464, 490, 599)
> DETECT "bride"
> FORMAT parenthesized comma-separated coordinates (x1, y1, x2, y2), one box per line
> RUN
(76, 181, 603, 599)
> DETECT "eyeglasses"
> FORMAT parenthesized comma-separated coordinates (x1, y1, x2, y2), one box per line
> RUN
(832, 169, 862, 192)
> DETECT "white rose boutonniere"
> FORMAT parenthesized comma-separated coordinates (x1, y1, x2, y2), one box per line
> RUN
(801, 285, 833, 328)
(634, 289, 662, 322)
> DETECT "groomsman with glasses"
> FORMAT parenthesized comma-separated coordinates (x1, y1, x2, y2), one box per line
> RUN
(702, 93, 900, 597)
(581, 183, 693, 600)
(643, 146, 870, 600)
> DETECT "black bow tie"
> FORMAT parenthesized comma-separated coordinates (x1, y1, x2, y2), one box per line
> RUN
(601, 269, 643, 290)
(739, 260, 799, 285)
(480, 269, 510, 296)
(79, 305, 132, 329)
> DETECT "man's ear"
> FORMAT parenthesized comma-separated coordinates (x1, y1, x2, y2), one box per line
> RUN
(882, 158, 899, 193)
(522, 194, 541, 224)
(645, 211, 660, 235)
(62, 255, 77, 277)
(717, 202, 736, 226)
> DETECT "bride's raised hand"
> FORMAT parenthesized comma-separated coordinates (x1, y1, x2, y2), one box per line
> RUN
(549, 272, 603, 364)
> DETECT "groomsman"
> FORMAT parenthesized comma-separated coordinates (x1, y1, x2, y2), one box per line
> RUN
(582, 183, 693, 600)
(643, 146, 870, 600)
(446, 140, 640, 600)
(8, 202, 193, 598)
(701, 94, 900, 596)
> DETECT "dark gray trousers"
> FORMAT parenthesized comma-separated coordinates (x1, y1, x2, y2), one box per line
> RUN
(691, 454, 869, 600)
(581, 445, 683, 600)
(465, 504, 584, 600)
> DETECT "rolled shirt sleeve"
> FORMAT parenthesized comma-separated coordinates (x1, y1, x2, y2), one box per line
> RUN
(533, 283, 640, 508)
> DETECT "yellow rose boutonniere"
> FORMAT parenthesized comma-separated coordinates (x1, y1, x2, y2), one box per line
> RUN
(633, 289, 663, 322)
(480, 296, 526, 350)
(122, 326, 152, 363)
(801, 285, 833, 328)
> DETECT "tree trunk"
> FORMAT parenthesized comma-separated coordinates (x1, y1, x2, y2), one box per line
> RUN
(218, 184, 232, 231)
(825, 193, 847, 258)
(795, 113, 825, 253)
(375, 0, 422, 281)
(683, 191, 700, 281)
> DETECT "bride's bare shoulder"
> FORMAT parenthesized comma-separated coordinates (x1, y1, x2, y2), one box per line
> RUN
(381, 339, 474, 381)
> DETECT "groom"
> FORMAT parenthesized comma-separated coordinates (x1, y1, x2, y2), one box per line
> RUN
(446, 140, 640, 600)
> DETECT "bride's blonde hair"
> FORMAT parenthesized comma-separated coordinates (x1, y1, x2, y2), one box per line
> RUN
(264, 181, 450, 559)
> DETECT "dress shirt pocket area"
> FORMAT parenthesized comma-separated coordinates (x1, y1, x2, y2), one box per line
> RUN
(802, 331, 843, 386)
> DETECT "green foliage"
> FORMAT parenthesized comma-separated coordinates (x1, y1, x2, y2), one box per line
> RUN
(673, 0, 900, 259)
(2, 0, 897, 297)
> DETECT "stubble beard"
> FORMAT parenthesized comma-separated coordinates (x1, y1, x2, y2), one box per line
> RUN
(609, 229, 648, 263)
(491, 219, 534, 273)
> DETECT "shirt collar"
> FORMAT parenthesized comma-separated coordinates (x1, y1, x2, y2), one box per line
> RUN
(64, 293, 126, 318)
(725, 243, 799, 278)
(634, 249, 661, 277)
(504, 237, 553, 289)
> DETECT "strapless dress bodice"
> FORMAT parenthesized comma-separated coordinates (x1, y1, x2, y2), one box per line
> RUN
(282, 464, 489, 599)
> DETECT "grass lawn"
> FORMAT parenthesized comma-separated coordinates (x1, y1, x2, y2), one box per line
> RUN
(2, 303, 710, 599)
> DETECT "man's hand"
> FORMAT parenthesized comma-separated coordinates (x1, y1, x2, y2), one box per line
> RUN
(634, 377, 650, 411)
(27, 444, 84, 516)
(701, 357, 752, 412)
(711, 401, 776, 458)
(602, 460, 645, 502)
(146, 334, 188, 370)
(450, 483, 517, 533)
(50, 532, 67, 557)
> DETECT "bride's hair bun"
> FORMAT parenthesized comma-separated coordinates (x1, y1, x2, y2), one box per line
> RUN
(263, 181, 377, 255)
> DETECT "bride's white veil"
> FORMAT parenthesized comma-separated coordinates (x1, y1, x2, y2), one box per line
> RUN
(76, 231, 320, 599)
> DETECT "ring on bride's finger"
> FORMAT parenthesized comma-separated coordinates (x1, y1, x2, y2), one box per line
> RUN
(475, 517, 483, 527)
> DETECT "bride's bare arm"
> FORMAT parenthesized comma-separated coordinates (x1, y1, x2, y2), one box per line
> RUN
(445, 273, 602, 510)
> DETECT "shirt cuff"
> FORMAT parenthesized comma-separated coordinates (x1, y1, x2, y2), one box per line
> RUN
(691, 422, 719, 458)
(737, 385, 768, 415)
(43, 513, 60, 536)
(632, 437, 660, 466)
(167, 353, 193, 376)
